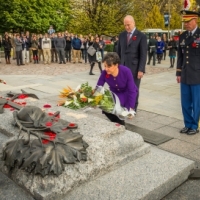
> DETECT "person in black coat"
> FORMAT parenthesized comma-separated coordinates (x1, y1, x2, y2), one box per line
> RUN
(2, 34, 12, 64)
(88, 36, 103, 75)
(113, 36, 119, 52)
(65, 36, 71, 62)
(168, 36, 177, 68)
(117, 15, 147, 111)
(177, 10, 200, 135)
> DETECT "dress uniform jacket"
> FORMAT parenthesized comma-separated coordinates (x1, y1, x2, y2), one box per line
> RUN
(177, 28, 200, 85)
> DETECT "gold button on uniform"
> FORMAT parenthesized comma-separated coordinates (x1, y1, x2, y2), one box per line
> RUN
(186, 51, 188, 53)
(116, 84, 118, 87)
(118, 89, 120, 91)
(187, 46, 189, 48)
(186, 61, 189, 64)
(186, 56, 188, 58)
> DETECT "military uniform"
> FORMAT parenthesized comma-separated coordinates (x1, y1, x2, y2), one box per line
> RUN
(147, 37, 157, 66)
(176, 10, 200, 134)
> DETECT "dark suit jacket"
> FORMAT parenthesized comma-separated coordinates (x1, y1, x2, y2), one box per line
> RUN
(117, 29, 147, 77)
(177, 27, 200, 85)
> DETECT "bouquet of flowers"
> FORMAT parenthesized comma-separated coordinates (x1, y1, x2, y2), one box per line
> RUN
(58, 82, 135, 118)
(58, 82, 114, 111)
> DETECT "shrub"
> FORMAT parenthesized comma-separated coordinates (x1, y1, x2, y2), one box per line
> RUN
(104, 44, 114, 52)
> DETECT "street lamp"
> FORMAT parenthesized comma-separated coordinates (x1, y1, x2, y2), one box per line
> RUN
(167, 0, 171, 40)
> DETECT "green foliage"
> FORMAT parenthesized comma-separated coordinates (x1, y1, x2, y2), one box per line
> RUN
(0, 0, 71, 33)
(104, 44, 114, 52)
(68, 0, 134, 36)
(145, 5, 164, 29)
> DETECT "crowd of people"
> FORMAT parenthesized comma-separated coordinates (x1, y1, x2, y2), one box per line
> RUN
(147, 33, 178, 68)
(0, 30, 107, 75)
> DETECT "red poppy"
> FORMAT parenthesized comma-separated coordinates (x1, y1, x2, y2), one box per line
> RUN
(44, 131, 56, 140)
(18, 94, 28, 99)
(43, 104, 51, 108)
(106, 74, 110, 78)
(45, 121, 53, 127)
(42, 139, 49, 144)
(3, 104, 12, 108)
(132, 36, 137, 41)
(68, 123, 75, 127)
(192, 42, 197, 48)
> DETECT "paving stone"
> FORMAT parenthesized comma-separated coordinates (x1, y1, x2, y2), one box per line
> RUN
(149, 115, 179, 125)
(162, 180, 200, 200)
(187, 148, 200, 162)
(159, 139, 199, 156)
(154, 126, 181, 138)
(127, 118, 165, 131)
(169, 120, 184, 129)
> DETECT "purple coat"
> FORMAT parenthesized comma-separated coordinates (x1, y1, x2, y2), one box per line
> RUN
(97, 65, 138, 110)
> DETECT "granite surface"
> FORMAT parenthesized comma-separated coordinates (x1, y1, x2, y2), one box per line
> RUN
(0, 98, 150, 199)
(63, 147, 194, 200)
(0, 172, 34, 200)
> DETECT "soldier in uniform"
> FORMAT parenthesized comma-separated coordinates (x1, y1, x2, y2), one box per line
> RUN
(147, 35, 157, 66)
(177, 10, 200, 135)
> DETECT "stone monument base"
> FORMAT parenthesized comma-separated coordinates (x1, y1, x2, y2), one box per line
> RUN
(0, 98, 195, 200)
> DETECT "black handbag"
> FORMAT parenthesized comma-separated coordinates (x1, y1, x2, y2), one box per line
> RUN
(87, 45, 96, 56)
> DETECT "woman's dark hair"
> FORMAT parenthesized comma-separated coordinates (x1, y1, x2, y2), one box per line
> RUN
(102, 52, 120, 66)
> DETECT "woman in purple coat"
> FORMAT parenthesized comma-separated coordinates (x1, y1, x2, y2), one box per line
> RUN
(96, 52, 138, 125)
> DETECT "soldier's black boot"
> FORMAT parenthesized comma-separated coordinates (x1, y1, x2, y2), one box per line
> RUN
(89, 63, 95, 75)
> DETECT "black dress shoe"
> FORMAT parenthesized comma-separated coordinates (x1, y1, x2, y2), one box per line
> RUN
(89, 72, 95, 75)
(187, 129, 199, 135)
(59, 62, 62, 64)
(180, 127, 189, 133)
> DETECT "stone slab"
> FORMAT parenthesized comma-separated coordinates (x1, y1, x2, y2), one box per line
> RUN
(0, 172, 35, 200)
(0, 98, 150, 199)
(63, 147, 194, 200)
(162, 180, 200, 200)
(125, 124, 173, 145)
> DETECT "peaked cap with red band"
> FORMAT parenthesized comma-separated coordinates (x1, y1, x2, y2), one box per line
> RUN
(181, 10, 200, 22)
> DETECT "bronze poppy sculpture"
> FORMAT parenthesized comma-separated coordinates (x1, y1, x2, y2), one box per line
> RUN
(2, 106, 88, 177)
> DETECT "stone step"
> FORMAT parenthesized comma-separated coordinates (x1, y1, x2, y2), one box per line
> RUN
(0, 171, 34, 200)
(64, 147, 194, 200)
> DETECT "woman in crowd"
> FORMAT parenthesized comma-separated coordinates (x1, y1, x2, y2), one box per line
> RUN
(65, 36, 72, 62)
(156, 36, 164, 64)
(96, 52, 138, 125)
(99, 36, 106, 60)
(31, 35, 39, 64)
(162, 33, 168, 60)
(168, 36, 177, 68)
(88, 36, 103, 75)
(2, 34, 12, 64)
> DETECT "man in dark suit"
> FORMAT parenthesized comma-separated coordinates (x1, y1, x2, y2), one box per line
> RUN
(177, 10, 200, 135)
(117, 15, 147, 112)
(147, 35, 157, 66)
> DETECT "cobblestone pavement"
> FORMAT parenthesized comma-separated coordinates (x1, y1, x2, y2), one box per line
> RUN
(0, 57, 174, 76)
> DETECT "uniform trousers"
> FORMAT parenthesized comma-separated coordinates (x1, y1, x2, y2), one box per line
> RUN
(181, 83, 200, 130)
